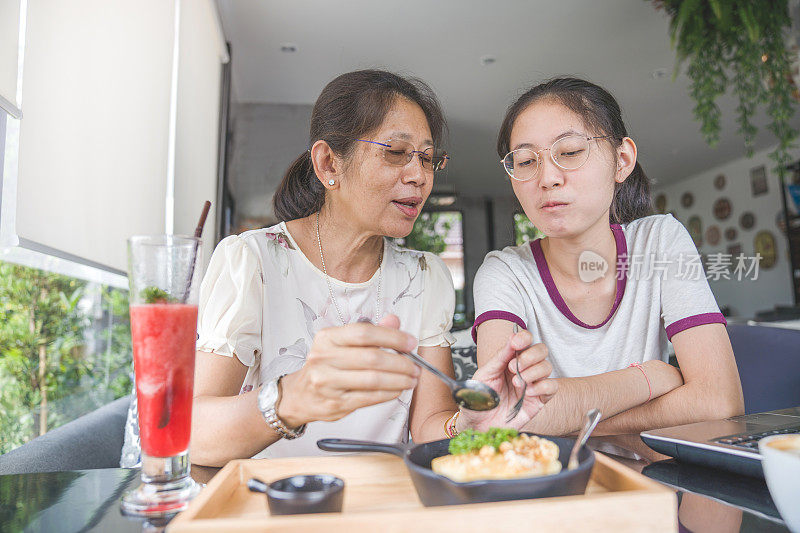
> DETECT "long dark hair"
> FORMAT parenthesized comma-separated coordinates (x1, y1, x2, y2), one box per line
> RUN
(273, 69, 446, 221)
(497, 77, 652, 224)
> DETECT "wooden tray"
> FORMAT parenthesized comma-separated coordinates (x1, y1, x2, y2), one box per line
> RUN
(169, 452, 677, 532)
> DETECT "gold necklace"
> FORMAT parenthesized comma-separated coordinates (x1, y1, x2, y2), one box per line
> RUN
(316, 212, 383, 325)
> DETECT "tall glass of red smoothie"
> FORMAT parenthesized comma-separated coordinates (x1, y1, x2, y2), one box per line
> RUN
(121, 235, 203, 517)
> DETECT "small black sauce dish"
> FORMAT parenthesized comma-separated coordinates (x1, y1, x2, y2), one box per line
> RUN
(247, 475, 345, 515)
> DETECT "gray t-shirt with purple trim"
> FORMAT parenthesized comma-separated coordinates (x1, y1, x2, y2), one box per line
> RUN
(472, 215, 725, 378)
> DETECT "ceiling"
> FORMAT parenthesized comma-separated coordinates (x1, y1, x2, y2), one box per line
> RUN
(217, 0, 800, 197)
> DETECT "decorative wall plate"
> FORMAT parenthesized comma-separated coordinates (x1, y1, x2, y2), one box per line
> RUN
(687, 215, 703, 248)
(725, 227, 738, 241)
(681, 192, 694, 208)
(713, 198, 732, 220)
(705, 225, 721, 246)
(714, 174, 726, 190)
(655, 194, 667, 214)
(739, 212, 755, 230)
(754, 230, 777, 269)
(727, 243, 742, 257)
(750, 165, 768, 197)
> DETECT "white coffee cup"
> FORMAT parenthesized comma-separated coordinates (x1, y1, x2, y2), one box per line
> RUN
(759, 433, 800, 532)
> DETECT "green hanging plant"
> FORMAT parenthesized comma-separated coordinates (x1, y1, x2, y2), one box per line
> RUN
(652, 0, 798, 176)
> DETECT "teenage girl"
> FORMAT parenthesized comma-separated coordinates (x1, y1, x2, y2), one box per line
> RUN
(473, 77, 744, 435)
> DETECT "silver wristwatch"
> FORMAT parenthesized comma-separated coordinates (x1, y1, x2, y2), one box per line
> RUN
(257, 374, 306, 439)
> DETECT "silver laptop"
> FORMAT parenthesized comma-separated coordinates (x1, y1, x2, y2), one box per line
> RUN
(640, 407, 800, 478)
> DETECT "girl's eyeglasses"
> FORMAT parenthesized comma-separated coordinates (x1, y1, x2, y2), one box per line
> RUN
(501, 135, 613, 181)
(357, 139, 449, 172)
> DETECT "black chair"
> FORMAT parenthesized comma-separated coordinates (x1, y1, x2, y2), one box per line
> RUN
(452, 346, 477, 381)
(727, 324, 800, 414)
(0, 395, 130, 475)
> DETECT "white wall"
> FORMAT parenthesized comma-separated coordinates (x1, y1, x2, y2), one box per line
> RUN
(173, 0, 226, 269)
(653, 144, 800, 319)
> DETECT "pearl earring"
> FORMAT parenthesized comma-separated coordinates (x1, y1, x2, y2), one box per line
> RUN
(328, 179, 335, 186)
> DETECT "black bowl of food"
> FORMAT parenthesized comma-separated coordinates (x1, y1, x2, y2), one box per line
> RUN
(318, 429, 594, 507)
(247, 474, 345, 515)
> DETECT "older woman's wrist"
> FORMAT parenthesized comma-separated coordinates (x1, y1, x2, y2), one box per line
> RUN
(453, 410, 468, 434)
(274, 372, 310, 429)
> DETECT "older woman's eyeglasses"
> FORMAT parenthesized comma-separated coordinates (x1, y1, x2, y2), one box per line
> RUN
(357, 139, 449, 172)
(501, 135, 613, 181)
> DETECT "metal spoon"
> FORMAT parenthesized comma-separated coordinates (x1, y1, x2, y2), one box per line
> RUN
(403, 347, 500, 411)
(568, 408, 602, 470)
(357, 318, 500, 411)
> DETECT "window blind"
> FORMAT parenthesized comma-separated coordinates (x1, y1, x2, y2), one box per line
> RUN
(14, 0, 227, 272)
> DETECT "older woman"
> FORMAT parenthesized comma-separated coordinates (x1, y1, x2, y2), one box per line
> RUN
(191, 70, 554, 465)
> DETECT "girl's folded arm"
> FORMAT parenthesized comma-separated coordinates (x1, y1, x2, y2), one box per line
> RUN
(593, 323, 744, 435)
(476, 318, 683, 435)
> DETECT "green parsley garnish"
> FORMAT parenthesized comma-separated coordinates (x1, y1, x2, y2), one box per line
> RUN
(140, 286, 178, 304)
(448, 428, 519, 455)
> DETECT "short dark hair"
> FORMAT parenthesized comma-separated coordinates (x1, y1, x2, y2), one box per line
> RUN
(273, 69, 446, 222)
(497, 77, 652, 224)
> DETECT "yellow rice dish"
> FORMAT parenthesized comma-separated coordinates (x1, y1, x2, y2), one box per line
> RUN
(432, 433, 562, 482)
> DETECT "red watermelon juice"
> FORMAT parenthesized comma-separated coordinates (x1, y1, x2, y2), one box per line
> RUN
(130, 303, 198, 458)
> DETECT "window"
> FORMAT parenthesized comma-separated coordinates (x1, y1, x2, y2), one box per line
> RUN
(0, 255, 131, 454)
(397, 211, 467, 329)
(514, 212, 545, 245)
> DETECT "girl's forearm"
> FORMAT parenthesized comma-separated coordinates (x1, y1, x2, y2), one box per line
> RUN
(522, 360, 683, 435)
(593, 378, 743, 435)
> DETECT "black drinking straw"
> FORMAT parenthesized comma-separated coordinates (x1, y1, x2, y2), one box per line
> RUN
(159, 201, 211, 429)
(181, 201, 211, 304)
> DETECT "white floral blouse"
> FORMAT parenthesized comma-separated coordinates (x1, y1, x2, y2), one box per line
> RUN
(195, 222, 456, 458)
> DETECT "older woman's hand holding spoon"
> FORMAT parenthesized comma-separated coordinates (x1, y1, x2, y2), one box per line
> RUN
(357, 317, 500, 411)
